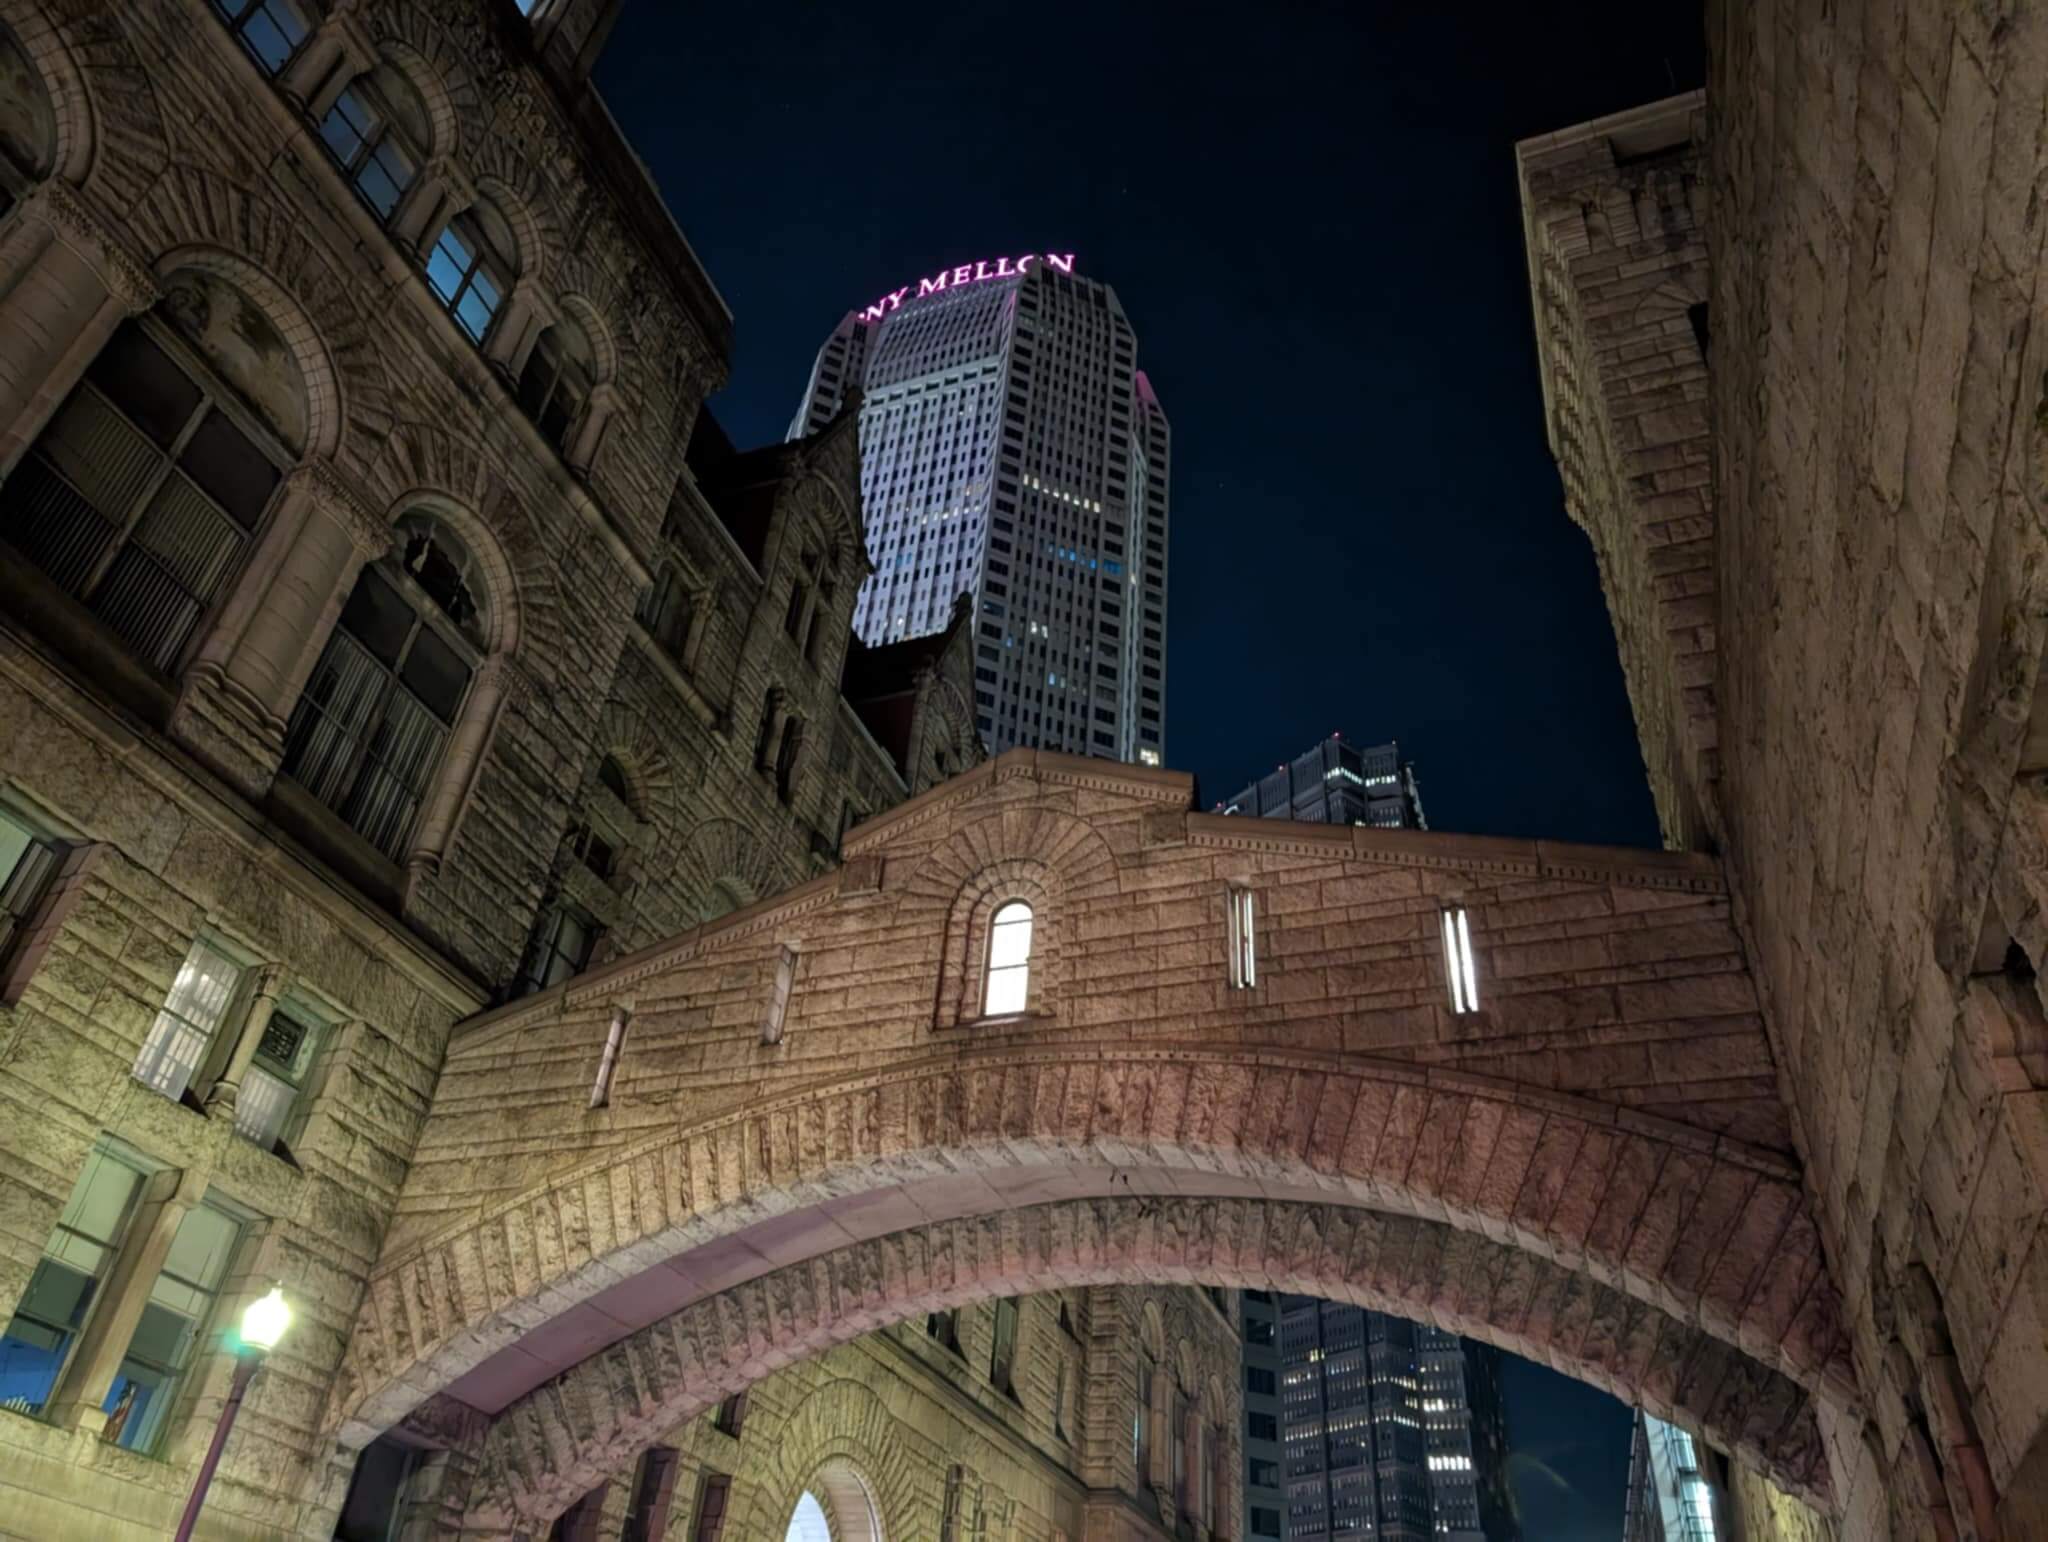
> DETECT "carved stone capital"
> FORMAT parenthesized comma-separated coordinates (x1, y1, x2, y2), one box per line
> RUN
(285, 460, 389, 558)
(477, 654, 535, 709)
(26, 182, 159, 315)
(426, 157, 478, 209)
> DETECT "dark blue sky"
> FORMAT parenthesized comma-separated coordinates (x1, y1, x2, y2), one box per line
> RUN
(600, 3, 1700, 1533)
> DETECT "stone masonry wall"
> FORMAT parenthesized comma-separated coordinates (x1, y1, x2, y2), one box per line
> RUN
(1706, 3, 2048, 1538)
(543, 1286, 1237, 1542)
(1518, 93, 1720, 854)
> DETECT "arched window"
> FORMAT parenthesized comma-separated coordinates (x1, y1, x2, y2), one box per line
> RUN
(517, 318, 594, 453)
(427, 198, 516, 344)
(280, 512, 483, 859)
(318, 61, 428, 223)
(210, 0, 313, 78)
(983, 900, 1032, 1015)
(0, 320, 288, 673)
(784, 1466, 883, 1542)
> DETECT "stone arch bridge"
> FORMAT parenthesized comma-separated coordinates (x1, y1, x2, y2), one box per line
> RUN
(326, 749, 1854, 1535)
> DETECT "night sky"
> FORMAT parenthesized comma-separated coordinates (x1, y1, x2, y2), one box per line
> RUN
(599, 3, 1702, 1533)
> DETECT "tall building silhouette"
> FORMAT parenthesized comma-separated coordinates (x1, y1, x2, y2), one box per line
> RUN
(790, 254, 1169, 763)
(1278, 1297, 1516, 1541)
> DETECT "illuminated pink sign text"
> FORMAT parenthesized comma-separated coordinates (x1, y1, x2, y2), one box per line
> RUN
(860, 253, 1076, 322)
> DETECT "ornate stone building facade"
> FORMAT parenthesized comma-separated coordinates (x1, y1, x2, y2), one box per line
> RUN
(0, 0, 990, 1534)
(521, 1287, 1240, 1542)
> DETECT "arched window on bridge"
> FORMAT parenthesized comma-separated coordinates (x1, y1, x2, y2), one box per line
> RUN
(983, 901, 1033, 1016)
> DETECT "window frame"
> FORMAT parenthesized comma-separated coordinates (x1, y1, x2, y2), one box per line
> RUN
(425, 210, 512, 346)
(316, 67, 425, 225)
(233, 996, 326, 1153)
(2, 317, 294, 680)
(209, 0, 314, 78)
(516, 322, 594, 454)
(981, 899, 1033, 1018)
(279, 522, 485, 863)
(132, 933, 253, 1106)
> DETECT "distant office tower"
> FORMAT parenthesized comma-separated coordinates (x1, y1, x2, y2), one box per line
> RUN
(790, 253, 1170, 763)
(1242, 1291, 1285, 1541)
(1219, 734, 1426, 829)
(1623, 1411, 1728, 1541)
(1279, 1297, 1514, 1542)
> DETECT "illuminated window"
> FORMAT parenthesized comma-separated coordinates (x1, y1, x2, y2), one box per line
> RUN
(1441, 904, 1480, 1014)
(983, 900, 1032, 1015)
(133, 936, 245, 1102)
(98, 1197, 246, 1454)
(1226, 884, 1256, 989)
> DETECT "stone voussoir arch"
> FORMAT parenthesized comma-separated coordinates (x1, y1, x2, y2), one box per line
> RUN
(325, 1048, 1853, 1504)
(732, 1380, 917, 1541)
(460, 1195, 1836, 1533)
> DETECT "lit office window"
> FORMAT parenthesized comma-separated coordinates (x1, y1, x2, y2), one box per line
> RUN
(1441, 904, 1479, 1015)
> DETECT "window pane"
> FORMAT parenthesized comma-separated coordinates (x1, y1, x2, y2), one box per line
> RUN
(234, 1064, 295, 1148)
(338, 567, 416, 666)
(425, 228, 474, 305)
(134, 938, 243, 1100)
(238, 0, 310, 75)
(103, 1201, 242, 1453)
(341, 687, 446, 858)
(358, 140, 414, 221)
(398, 624, 468, 724)
(282, 629, 390, 809)
(91, 472, 246, 673)
(179, 409, 277, 531)
(87, 326, 201, 450)
(319, 90, 376, 167)
(0, 1148, 144, 1415)
(988, 905, 1032, 968)
(984, 963, 1027, 1016)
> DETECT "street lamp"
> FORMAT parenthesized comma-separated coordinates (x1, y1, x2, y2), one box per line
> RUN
(173, 1286, 292, 1542)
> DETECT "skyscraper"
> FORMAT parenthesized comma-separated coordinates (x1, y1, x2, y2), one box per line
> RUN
(1219, 733, 1426, 829)
(790, 253, 1170, 763)
(1242, 1290, 1285, 1541)
(1278, 1297, 1516, 1542)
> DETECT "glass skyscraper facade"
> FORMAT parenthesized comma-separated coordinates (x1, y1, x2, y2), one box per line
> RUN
(1218, 734, 1426, 829)
(1623, 1411, 1728, 1542)
(789, 254, 1169, 763)
(1277, 1297, 1515, 1542)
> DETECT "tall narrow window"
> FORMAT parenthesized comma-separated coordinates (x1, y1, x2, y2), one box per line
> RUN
(639, 566, 695, 660)
(621, 1447, 681, 1542)
(1, 323, 284, 673)
(774, 717, 804, 804)
(233, 1003, 322, 1151)
(1052, 1354, 1069, 1442)
(989, 1296, 1018, 1398)
(133, 937, 246, 1103)
(317, 64, 428, 223)
(0, 1145, 146, 1416)
(517, 320, 595, 454)
(281, 514, 482, 861)
(514, 902, 600, 998)
(425, 201, 515, 345)
(983, 900, 1032, 1016)
(210, 0, 311, 76)
(927, 1309, 961, 1355)
(1441, 903, 1480, 1015)
(762, 945, 796, 1045)
(692, 1474, 731, 1542)
(0, 808, 62, 961)
(1226, 884, 1256, 989)
(99, 1197, 245, 1453)
(713, 1391, 748, 1436)
(1134, 1354, 1153, 1486)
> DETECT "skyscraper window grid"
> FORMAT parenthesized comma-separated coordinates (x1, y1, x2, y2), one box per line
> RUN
(790, 256, 1168, 762)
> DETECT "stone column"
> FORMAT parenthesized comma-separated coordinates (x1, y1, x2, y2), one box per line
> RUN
(485, 276, 554, 382)
(564, 379, 619, 475)
(0, 181, 159, 478)
(44, 1166, 205, 1436)
(276, 9, 376, 120)
(171, 461, 391, 798)
(201, 963, 289, 1125)
(390, 159, 475, 262)
(403, 655, 531, 896)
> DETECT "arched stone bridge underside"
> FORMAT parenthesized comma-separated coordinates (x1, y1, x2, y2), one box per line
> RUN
(328, 751, 1858, 1533)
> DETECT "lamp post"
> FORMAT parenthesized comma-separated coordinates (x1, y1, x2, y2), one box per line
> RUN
(173, 1285, 292, 1542)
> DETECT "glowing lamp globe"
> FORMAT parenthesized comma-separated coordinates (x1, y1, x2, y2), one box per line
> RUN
(240, 1287, 292, 1353)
